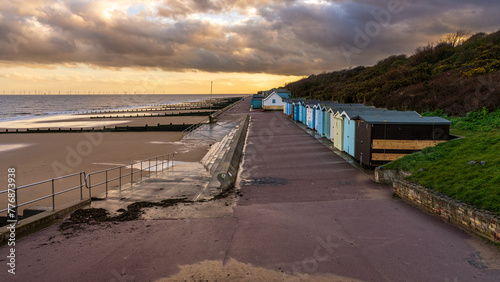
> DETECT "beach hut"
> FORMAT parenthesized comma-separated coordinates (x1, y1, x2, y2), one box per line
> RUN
(343, 114, 356, 157)
(283, 99, 290, 115)
(332, 112, 345, 151)
(293, 101, 301, 121)
(354, 112, 451, 167)
(303, 100, 320, 129)
(301, 102, 307, 125)
(306, 104, 314, 129)
(314, 104, 324, 135)
(340, 108, 391, 157)
(297, 101, 306, 123)
(326, 104, 371, 149)
(251, 95, 263, 109)
(263, 91, 289, 110)
(284, 99, 305, 119)
(322, 105, 330, 138)
(321, 102, 342, 138)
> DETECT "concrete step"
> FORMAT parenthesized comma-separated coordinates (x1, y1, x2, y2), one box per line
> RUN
(202, 130, 231, 171)
(209, 127, 238, 174)
(206, 133, 231, 172)
(201, 141, 221, 168)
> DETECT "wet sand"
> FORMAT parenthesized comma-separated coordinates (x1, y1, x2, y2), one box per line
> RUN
(0, 114, 208, 130)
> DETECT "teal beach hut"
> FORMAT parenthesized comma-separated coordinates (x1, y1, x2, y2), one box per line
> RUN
(251, 95, 263, 109)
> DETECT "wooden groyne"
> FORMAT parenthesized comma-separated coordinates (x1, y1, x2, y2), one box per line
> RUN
(0, 124, 194, 134)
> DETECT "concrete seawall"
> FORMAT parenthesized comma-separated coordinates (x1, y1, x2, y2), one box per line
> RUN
(207, 114, 250, 192)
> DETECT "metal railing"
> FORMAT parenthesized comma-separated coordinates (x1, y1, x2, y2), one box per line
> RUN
(85, 153, 174, 198)
(181, 98, 243, 137)
(0, 153, 175, 221)
(0, 172, 86, 221)
(181, 118, 209, 136)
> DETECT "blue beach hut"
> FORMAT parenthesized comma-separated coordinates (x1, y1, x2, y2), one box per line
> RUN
(323, 105, 331, 138)
(315, 104, 322, 133)
(322, 102, 340, 138)
(301, 102, 307, 124)
(306, 104, 314, 129)
(340, 107, 385, 157)
(294, 101, 301, 121)
(251, 95, 263, 109)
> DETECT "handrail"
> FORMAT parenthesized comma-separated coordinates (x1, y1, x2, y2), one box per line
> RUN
(0, 172, 86, 220)
(85, 152, 174, 198)
(0, 153, 175, 222)
(181, 117, 209, 136)
(181, 98, 242, 137)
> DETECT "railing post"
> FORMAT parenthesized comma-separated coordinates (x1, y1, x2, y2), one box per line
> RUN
(172, 153, 175, 169)
(105, 170, 108, 196)
(131, 164, 134, 184)
(88, 176, 92, 199)
(119, 167, 122, 190)
(167, 155, 169, 170)
(140, 160, 143, 180)
(156, 157, 158, 176)
(51, 179, 55, 211)
(80, 172, 83, 200)
(148, 159, 151, 178)
(15, 180, 18, 223)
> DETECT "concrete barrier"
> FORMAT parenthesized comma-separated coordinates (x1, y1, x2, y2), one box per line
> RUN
(0, 199, 91, 246)
(208, 114, 250, 192)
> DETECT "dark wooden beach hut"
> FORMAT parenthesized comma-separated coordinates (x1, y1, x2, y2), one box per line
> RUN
(353, 112, 452, 167)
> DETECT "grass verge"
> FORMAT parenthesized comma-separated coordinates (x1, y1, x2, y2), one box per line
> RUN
(385, 109, 500, 215)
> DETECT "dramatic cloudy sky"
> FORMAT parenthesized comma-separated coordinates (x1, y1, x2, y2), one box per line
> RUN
(1, 0, 499, 94)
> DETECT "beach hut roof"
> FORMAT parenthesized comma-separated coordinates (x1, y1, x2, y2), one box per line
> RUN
(302, 100, 321, 105)
(327, 104, 375, 115)
(277, 92, 291, 99)
(284, 98, 305, 103)
(354, 112, 452, 125)
(340, 108, 397, 120)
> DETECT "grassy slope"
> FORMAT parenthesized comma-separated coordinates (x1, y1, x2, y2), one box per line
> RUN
(385, 110, 500, 214)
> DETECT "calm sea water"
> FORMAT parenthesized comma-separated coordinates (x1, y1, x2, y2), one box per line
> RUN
(0, 94, 243, 122)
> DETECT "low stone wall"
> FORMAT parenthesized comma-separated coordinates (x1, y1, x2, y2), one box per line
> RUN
(393, 179, 500, 244)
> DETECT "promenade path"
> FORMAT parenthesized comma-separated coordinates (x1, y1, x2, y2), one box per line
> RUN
(1, 101, 499, 281)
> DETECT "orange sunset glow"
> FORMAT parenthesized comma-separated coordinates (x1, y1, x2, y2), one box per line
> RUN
(1, 0, 499, 94)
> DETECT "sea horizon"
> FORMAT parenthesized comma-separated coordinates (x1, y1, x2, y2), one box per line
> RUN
(0, 94, 247, 123)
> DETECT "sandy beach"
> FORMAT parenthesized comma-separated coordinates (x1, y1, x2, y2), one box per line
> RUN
(0, 114, 213, 216)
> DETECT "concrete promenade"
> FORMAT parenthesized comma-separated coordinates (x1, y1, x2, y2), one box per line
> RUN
(1, 102, 500, 281)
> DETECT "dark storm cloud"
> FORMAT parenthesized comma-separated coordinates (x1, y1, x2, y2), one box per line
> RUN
(0, 0, 499, 75)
